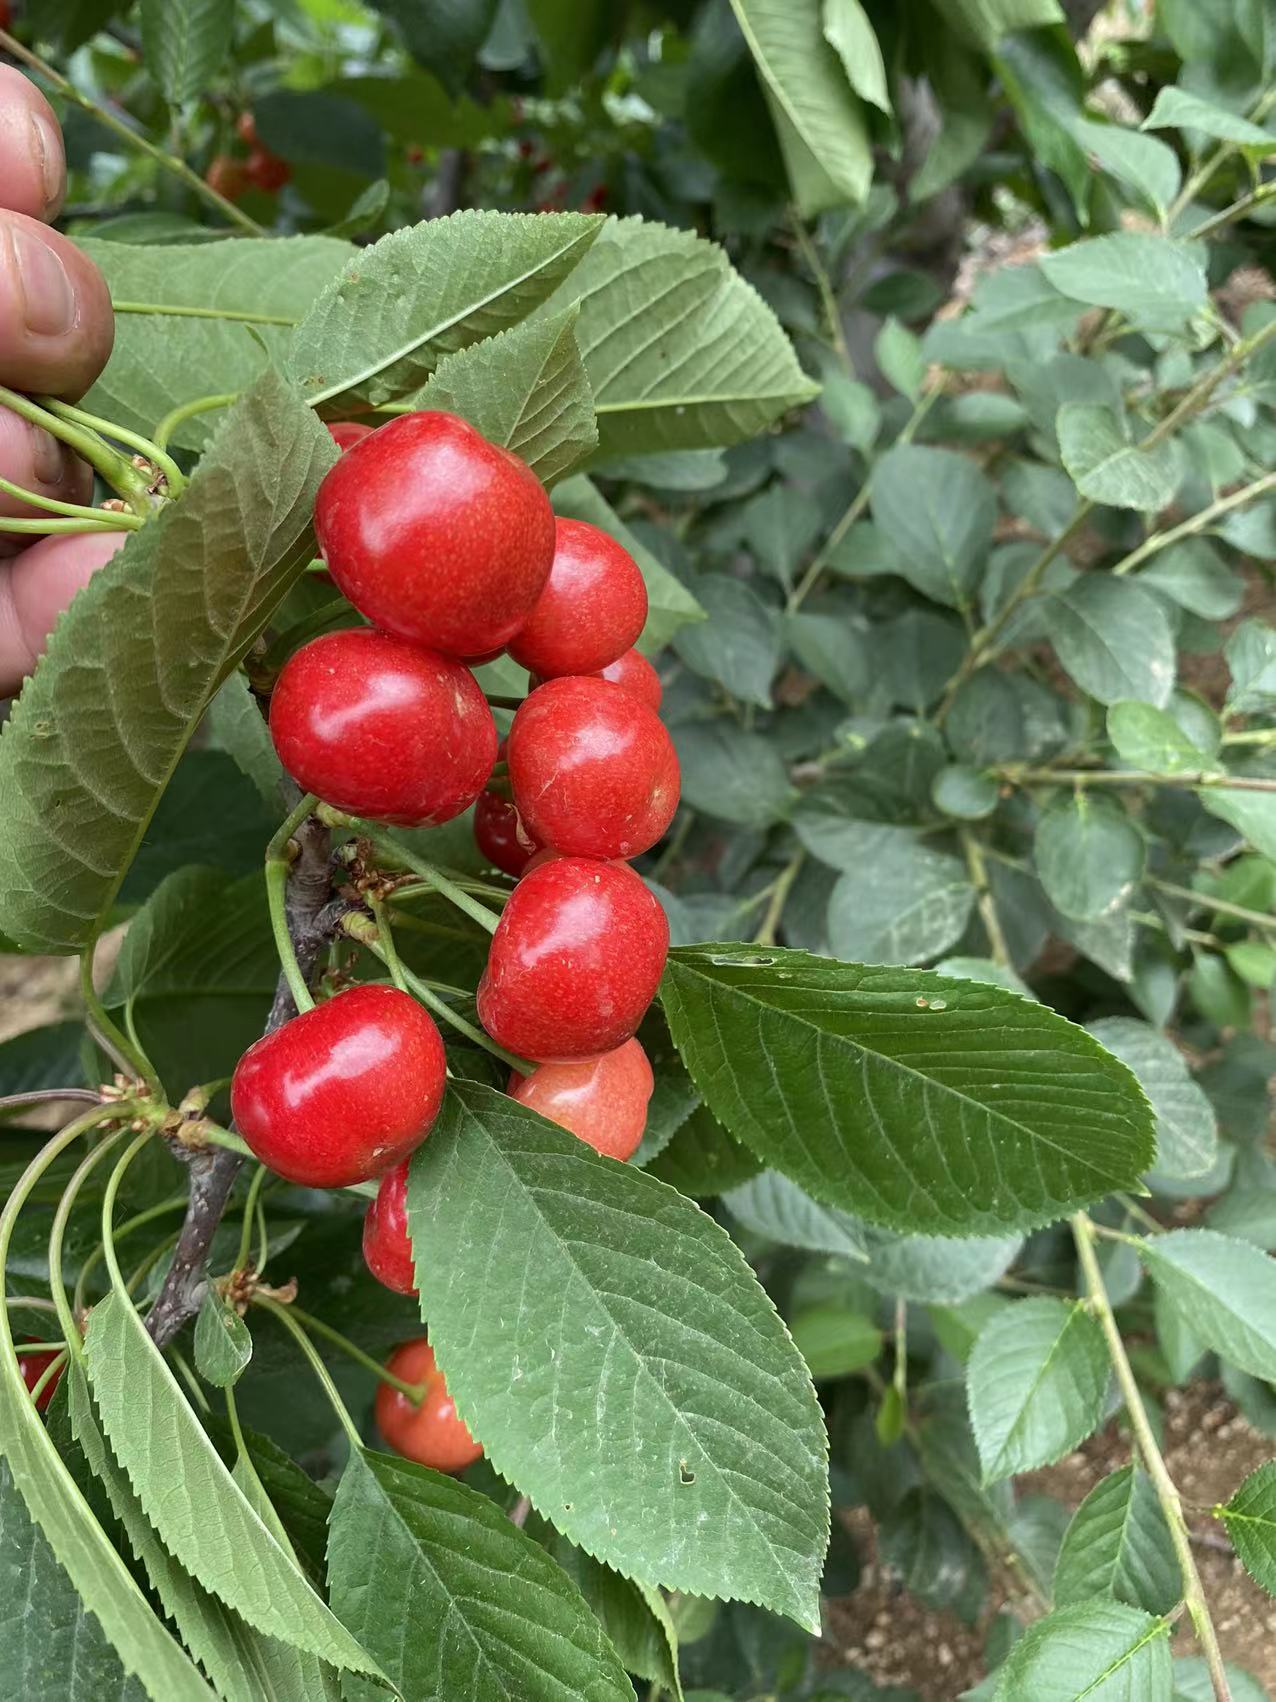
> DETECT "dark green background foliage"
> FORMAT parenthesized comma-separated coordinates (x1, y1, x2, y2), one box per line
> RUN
(2, 1, 1276, 1698)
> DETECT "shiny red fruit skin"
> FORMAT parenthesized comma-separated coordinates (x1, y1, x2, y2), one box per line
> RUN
(509, 1039, 653, 1160)
(594, 648, 662, 710)
(270, 628, 496, 827)
(473, 789, 540, 877)
(314, 412, 555, 659)
(362, 1160, 417, 1294)
(478, 858, 669, 1061)
(20, 1340, 62, 1412)
(327, 421, 374, 452)
(507, 518, 647, 678)
(231, 986, 446, 1188)
(376, 1339, 482, 1473)
(508, 676, 680, 860)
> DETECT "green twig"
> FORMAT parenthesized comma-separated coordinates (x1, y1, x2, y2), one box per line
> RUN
(753, 850, 805, 946)
(266, 794, 322, 1014)
(1149, 876, 1276, 936)
(368, 896, 409, 993)
(80, 931, 156, 1086)
(253, 1296, 362, 1448)
(47, 1127, 136, 1353)
(154, 393, 240, 451)
(1002, 766, 1276, 795)
(0, 471, 142, 526)
(1111, 470, 1276, 578)
(0, 29, 267, 237)
(234, 1165, 269, 1276)
(1072, 1215, 1231, 1702)
(960, 829, 1010, 967)
(277, 1301, 426, 1401)
(38, 398, 186, 497)
(325, 814, 501, 935)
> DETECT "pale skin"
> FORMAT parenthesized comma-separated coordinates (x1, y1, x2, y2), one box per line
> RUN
(0, 64, 120, 695)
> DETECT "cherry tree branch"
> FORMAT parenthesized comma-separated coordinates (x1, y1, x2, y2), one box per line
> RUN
(145, 797, 331, 1347)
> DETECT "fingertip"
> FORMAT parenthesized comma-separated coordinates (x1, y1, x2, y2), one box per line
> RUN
(0, 528, 126, 697)
(0, 67, 66, 223)
(0, 212, 114, 399)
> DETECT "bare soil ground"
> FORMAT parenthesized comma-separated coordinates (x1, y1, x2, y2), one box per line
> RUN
(823, 1384, 1276, 1700)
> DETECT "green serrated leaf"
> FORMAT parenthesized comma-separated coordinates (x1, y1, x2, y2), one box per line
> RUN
(207, 673, 285, 807)
(139, 0, 233, 106)
(83, 1292, 383, 1679)
(418, 309, 596, 485)
(1143, 87, 1276, 149)
(1087, 1019, 1217, 1183)
(675, 577, 780, 707)
(930, 0, 1061, 48)
(1140, 1229, 1276, 1382)
(79, 238, 351, 451)
(789, 1306, 881, 1379)
(992, 1600, 1171, 1700)
(194, 1291, 253, 1389)
(967, 1298, 1110, 1483)
(660, 945, 1155, 1236)
(722, 1170, 868, 1259)
(1053, 1466, 1178, 1615)
(1035, 794, 1145, 923)
(327, 1447, 632, 1700)
(406, 1081, 830, 1632)
(644, 1105, 764, 1198)
(858, 1227, 1021, 1304)
(0, 1312, 211, 1697)
(828, 835, 975, 965)
(542, 217, 820, 454)
(1041, 234, 1207, 329)
(728, 0, 871, 209)
(67, 1362, 341, 1702)
(292, 210, 603, 410)
(0, 373, 333, 953)
(0, 1455, 149, 1702)
(674, 724, 795, 827)
(1044, 577, 1176, 709)
(1219, 1462, 1276, 1598)
(871, 444, 996, 608)
(1058, 404, 1183, 511)
(1107, 702, 1208, 774)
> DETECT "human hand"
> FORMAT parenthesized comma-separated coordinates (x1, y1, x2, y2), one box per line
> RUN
(0, 63, 117, 694)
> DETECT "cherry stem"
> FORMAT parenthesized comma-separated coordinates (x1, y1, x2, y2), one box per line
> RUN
(37, 397, 186, 498)
(74, 1190, 189, 1317)
(0, 1088, 103, 1113)
(0, 385, 152, 516)
(252, 1295, 363, 1449)
(321, 812, 501, 935)
(153, 392, 240, 452)
(0, 514, 138, 536)
(367, 896, 410, 993)
(81, 929, 157, 1086)
(27, 1352, 67, 1407)
(266, 793, 322, 1014)
(14, 1340, 66, 1355)
(234, 1163, 270, 1276)
(48, 1126, 138, 1356)
(279, 1300, 427, 1402)
(351, 921, 530, 1073)
(0, 471, 143, 526)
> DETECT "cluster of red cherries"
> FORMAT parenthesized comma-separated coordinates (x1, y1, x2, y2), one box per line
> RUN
(228, 410, 679, 1470)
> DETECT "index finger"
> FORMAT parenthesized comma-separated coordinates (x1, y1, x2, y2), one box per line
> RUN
(0, 65, 66, 222)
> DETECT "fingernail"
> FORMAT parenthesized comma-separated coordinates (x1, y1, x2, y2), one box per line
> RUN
(29, 110, 63, 216)
(31, 428, 67, 486)
(12, 226, 76, 336)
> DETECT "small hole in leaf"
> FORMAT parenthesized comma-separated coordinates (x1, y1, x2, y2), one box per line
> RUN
(563, 1502, 573, 1512)
(679, 1462, 696, 1485)
(708, 952, 774, 967)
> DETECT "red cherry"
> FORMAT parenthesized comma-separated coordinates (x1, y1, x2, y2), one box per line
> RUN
(327, 421, 374, 453)
(205, 155, 248, 200)
(473, 790, 540, 877)
(246, 148, 290, 192)
(270, 628, 496, 827)
(235, 111, 259, 147)
(231, 985, 446, 1188)
(362, 1160, 417, 1295)
(376, 1339, 482, 1473)
(314, 412, 555, 659)
(19, 1340, 62, 1412)
(507, 519, 647, 678)
(509, 1039, 653, 1160)
(508, 677, 679, 860)
(593, 648, 662, 710)
(477, 857, 669, 1061)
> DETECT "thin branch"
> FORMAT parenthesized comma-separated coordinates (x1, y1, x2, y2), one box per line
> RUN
(145, 791, 331, 1347)
(0, 29, 265, 236)
(1072, 1215, 1231, 1702)
(960, 829, 1010, 967)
